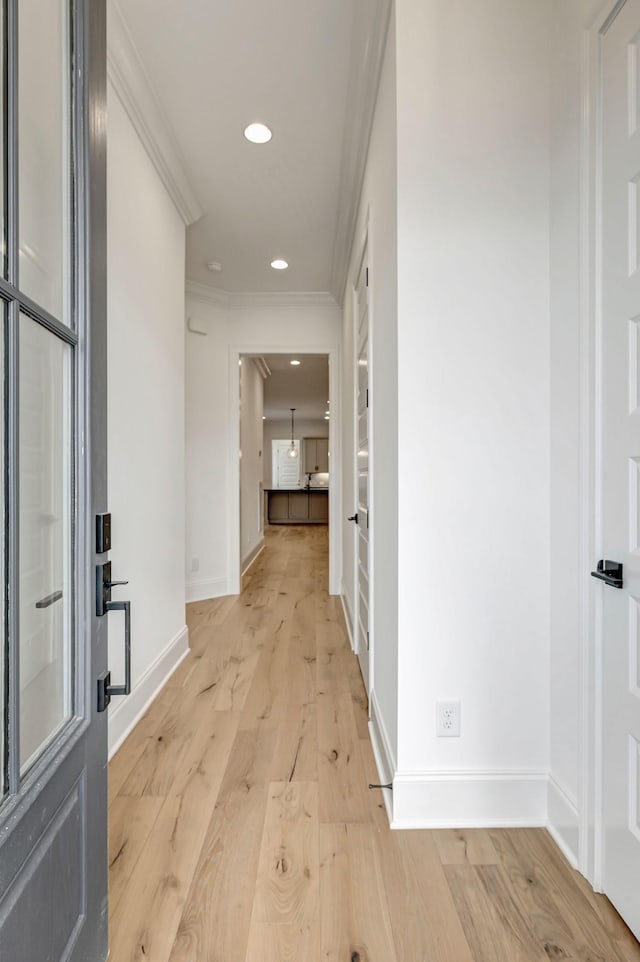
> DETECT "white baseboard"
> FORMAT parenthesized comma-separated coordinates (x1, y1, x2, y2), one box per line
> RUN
(391, 768, 548, 829)
(185, 576, 228, 603)
(242, 538, 265, 576)
(340, 589, 354, 650)
(108, 624, 189, 758)
(547, 775, 579, 868)
(369, 689, 397, 824)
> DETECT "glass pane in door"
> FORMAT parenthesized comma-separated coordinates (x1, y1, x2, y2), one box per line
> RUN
(18, 0, 70, 319)
(19, 314, 72, 771)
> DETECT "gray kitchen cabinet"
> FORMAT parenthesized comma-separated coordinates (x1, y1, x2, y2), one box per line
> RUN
(303, 437, 329, 473)
(268, 491, 289, 522)
(288, 491, 310, 520)
(309, 491, 329, 522)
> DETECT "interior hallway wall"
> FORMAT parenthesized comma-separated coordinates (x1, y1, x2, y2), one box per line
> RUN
(185, 289, 341, 602)
(106, 81, 188, 756)
(392, 0, 552, 825)
(239, 358, 265, 567)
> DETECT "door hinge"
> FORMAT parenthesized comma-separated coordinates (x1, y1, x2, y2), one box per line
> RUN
(366, 388, 369, 408)
(365, 267, 369, 287)
(367, 630, 370, 651)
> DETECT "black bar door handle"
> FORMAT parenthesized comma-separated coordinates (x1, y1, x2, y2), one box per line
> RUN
(105, 599, 131, 696)
(348, 514, 358, 523)
(590, 560, 623, 589)
(97, 598, 131, 712)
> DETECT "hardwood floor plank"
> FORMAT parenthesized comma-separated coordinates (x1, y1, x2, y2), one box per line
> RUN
(108, 687, 179, 804)
(271, 698, 318, 783)
(432, 828, 500, 866)
(445, 863, 549, 962)
(244, 920, 320, 962)
(252, 781, 319, 925)
(317, 690, 369, 823)
(319, 822, 398, 962)
(211, 649, 261, 712)
(166, 729, 276, 962)
(239, 623, 291, 731)
(108, 795, 164, 919)
(109, 710, 239, 961)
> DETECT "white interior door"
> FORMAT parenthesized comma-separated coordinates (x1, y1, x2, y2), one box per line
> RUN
(354, 248, 370, 690)
(600, 0, 640, 938)
(273, 440, 301, 487)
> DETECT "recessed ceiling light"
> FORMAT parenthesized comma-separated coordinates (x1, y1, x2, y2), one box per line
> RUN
(244, 123, 272, 144)
(324, 415, 330, 420)
(262, 416, 266, 421)
(290, 359, 301, 366)
(325, 410, 330, 415)
(271, 259, 288, 270)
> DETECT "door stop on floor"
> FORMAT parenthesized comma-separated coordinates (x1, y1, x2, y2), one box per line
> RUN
(368, 782, 393, 791)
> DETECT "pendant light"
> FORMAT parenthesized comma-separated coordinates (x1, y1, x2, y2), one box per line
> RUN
(288, 407, 299, 458)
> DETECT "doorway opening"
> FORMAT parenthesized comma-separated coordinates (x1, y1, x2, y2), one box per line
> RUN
(235, 351, 338, 595)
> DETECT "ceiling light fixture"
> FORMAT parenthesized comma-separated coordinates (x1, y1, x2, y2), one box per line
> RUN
(324, 415, 330, 421)
(290, 359, 301, 366)
(271, 259, 288, 270)
(288, 408, 299, 459)
(244, 123, 272, 144)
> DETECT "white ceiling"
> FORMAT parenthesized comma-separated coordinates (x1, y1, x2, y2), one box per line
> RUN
(254, 354, 329, 421)
(116, 0, 389, 299)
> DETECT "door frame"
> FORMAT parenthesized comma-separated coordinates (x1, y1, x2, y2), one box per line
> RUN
(227, 344, 342, 596)
(351, 226, 374, 696)
(579, 0, 631, 891)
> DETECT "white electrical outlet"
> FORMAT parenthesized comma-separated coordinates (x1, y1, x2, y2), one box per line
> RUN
(436, 700, 461, 737)
(191, 557, 200, 573)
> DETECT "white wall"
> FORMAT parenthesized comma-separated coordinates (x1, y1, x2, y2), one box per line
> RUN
(239, 358, 264, 567)
(342, 15, 399, 777)
(107, 82, 188, 755)
(185, 290, 341, 602)
(392, 0, 552, 825)
(263, 418, 328, 487)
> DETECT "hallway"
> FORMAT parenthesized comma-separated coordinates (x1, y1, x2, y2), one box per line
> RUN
(108, 526, 640, 962)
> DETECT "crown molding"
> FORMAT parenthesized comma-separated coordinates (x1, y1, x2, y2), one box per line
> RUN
(330, 0, 392, 304)
(253, 357, 271, 379)
(107, 0, 202, 227)
(186, 280, 339, 311)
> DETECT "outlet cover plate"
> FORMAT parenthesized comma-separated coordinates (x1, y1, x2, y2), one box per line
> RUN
(436, 700, 461, 737)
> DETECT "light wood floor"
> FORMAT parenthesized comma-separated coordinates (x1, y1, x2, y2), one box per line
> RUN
(109, 524, 640, 962)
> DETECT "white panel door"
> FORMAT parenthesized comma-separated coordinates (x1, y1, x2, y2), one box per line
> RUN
(600, 0, 640, 937)
(354, 249, 370, 690)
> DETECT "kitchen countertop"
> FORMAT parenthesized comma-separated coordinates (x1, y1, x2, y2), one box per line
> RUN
(264, 487, 329, 493)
